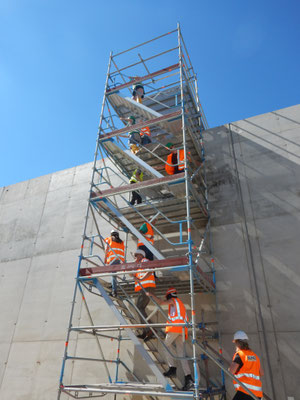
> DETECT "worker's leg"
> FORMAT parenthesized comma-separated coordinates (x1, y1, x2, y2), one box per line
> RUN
(109, 259, 120, 296)
(136, 290, 150, 324)
(130, 191, 142, 205)
(164, 332, 180, 368)
(174, 334, 191, 376)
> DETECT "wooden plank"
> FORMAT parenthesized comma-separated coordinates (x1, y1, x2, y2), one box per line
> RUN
(80, 256, 188, 277)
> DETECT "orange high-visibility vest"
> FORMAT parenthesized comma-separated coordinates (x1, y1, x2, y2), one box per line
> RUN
(105, 237, 125, 264)
(178, 149, 185, 171)
(140, 126, 151, 137)
(233, 350, 263, 398)
(137, 223, 154, 247)
(165, 153, 175, 175)
(134, 258, 156, 292)
(166, 298, 188, 339)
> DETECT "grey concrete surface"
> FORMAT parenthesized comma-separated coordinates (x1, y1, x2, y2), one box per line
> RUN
(0, 104, 299, 399)
(205, 104, 300, 400)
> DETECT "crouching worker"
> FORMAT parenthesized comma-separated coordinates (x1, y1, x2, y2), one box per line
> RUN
(147, 287, 194, 391)
(132, 249, 156, 342)
(229, 331, 264, 400)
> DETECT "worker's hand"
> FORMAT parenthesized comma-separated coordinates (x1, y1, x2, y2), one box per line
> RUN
(146, 292, 152, 297)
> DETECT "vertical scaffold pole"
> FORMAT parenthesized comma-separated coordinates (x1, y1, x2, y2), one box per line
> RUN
(57, 52, 113, 400)
(177, 23, 199, 399)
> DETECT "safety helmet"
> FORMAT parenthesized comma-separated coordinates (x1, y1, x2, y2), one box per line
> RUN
(166, 142, 174, 149)
(134, 249, 146, 258)
(233, 331, 249, 342)
(110, 229, 119, 236)
(166, 287, 177, 297)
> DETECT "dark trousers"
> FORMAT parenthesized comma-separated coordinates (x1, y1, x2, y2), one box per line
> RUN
(138, 244, 154, 261)
(233, 391, 261, 400)
(130, 190, 142, 205)
(141, 136, 151, 145)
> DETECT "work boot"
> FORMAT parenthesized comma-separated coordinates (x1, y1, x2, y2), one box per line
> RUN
(163, 367, 177, 377)
(143, 330, 154, 342)
(182, 374, 194, 391)
(137, 332, 147, 340)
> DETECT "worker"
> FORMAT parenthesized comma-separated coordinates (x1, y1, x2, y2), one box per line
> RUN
(165, 143, 189, 175)
(120, 116, 141, 154)
(129, 168, 143, 205)
(137, 215, 158, 261)
(132, 249, 156, 341)
(147, 287, 194, 391)
(104, 230, 125, 297)
(140, 125, 151, 145)
(229, 331, 264, 400)
(130, 77, 145, 103)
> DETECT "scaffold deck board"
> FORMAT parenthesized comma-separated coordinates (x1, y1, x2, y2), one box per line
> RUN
(61, 381, 194, 398)
(101, 108, 181, 140)
(107, 93, 182, 135)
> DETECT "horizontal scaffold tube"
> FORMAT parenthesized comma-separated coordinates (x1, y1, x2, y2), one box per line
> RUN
(90, 172, 185, 200)
(80, 256, 187, 276)
(106, 63, 179, 94)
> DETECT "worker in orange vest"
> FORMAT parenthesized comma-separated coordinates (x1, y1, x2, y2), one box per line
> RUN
(140, 125, 151, 145)
(132, 249, 156, 341)
(137, 215, 158, 261)
(147, 287, 194, 391)
(165, 143, 187, 175)
(229, 331, 264, 399)
(104, 230, 125, 297)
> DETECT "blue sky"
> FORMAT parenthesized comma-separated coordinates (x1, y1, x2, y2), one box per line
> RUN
(0, 0, 299, 187)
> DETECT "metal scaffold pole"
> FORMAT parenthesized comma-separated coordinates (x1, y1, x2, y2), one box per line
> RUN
(177, 22, 199, 399)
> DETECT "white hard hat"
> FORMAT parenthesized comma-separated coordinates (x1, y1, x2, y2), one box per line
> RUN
(134, 249, 145, 257)
(233, 331, 249, 342)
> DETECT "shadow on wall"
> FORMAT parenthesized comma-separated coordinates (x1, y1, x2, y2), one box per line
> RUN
(204, 105, 300, 399)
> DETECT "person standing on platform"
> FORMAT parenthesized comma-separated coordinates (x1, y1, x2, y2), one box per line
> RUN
(120, 116, 141, 154)
(140, 125, 152, 145)
(130, 78, 145, 103)
(137, 215, 158, 261)
(129, 168, 143, 205)
(104, 230, 125, 297)
(229, 331, 264, 400)
(147, 287, 194, 391)
(165, 143, 189, 175)
(132, 249, 156, 341)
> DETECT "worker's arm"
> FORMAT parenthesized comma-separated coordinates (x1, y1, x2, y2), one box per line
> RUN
(146, 292, 170, 306)
(260, 367, 264, 377)
(228, 362, 240, 374)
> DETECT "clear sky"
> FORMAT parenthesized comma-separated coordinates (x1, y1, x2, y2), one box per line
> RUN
(1, 0, 299, 187)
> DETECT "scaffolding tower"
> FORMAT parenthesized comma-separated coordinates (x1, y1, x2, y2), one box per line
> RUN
(58, 25, 261, 400)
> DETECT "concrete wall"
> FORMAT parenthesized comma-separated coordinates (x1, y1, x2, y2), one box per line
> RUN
(0, 104, 299, 399)
(205, 104, 300, 400)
